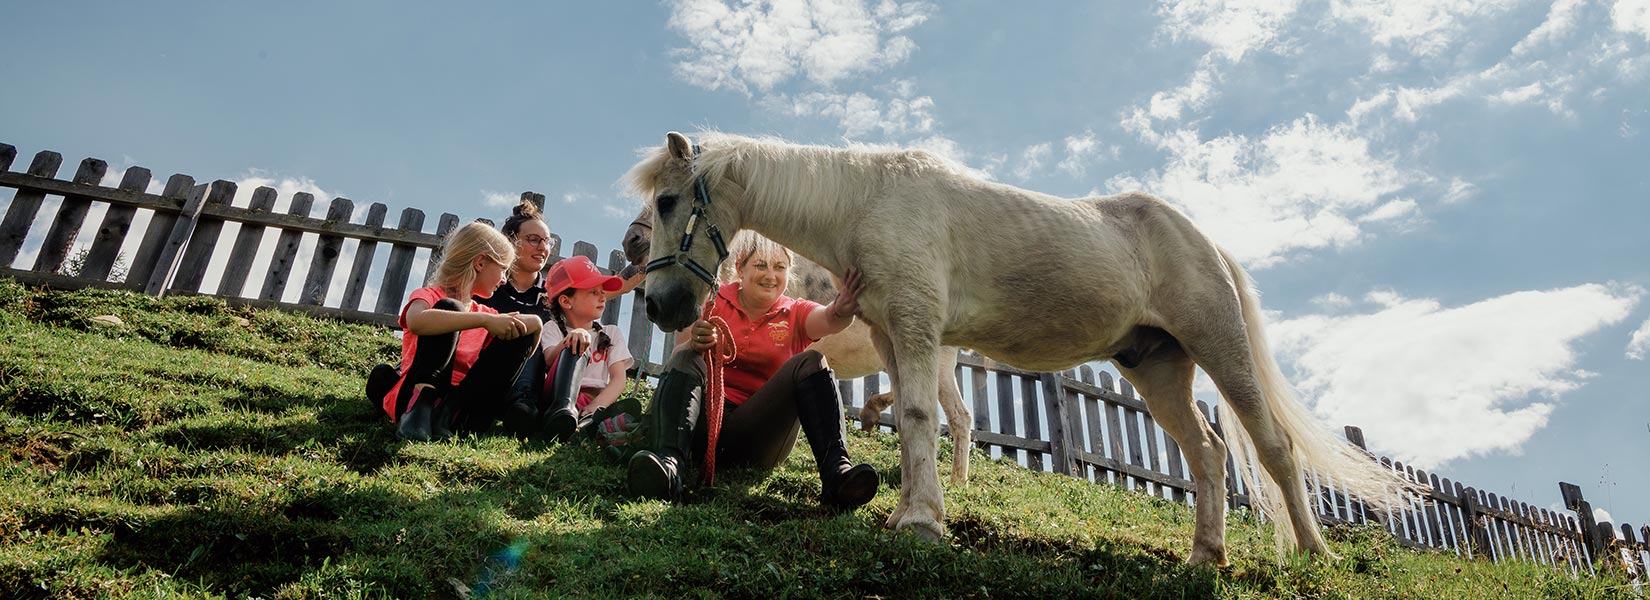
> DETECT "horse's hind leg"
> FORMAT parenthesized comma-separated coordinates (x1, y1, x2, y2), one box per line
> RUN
(1174, 317, 1330, 556)
(935, 348, 970, 486)
(1116, 337, 1229, 566)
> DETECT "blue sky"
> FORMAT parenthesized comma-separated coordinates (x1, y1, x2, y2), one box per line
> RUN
(3, 2, 1647, 531)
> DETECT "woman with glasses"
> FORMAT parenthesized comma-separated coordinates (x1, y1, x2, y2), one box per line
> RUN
(482, 199, 640, 439)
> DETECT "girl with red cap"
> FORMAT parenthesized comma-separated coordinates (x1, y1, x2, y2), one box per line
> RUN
(527, 255, 633, 440)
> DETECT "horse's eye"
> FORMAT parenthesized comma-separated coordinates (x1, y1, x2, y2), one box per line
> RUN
(656, 194, 679, 215)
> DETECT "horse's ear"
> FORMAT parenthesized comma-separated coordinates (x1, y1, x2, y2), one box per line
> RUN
(666, 132, 694, 160)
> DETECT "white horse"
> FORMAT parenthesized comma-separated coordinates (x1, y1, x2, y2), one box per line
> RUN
(627, 132, 1421, 565)
(622, 209, 974, 485)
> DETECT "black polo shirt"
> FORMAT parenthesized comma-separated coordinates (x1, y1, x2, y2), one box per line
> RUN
(478, 277, 553, 323)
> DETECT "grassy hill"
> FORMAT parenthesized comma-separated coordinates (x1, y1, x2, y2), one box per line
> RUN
(0, 278, 1635, 598)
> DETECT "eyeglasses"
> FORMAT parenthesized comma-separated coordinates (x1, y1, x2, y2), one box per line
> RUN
(516, 235, 551, 248)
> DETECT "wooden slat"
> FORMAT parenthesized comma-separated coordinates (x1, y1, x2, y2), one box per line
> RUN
(573, 240, 597, 260)
(626, 283, 655, 376)
(0, 151, 65, 267)
(1121, 379, 1146, 493)
(124, 174, 194, 290)
(299, 197, 355, 306)
(1074, 449, 1195, 491)
(260, 192, 315, 301)
(602, 250, 624, 324)
(421, 213, 460, 287)
(0, 172, 444, 247)
(164, 289, 397, 328)
(216, 186, 278, 297)
(169, 180, 237, 292)
(34, 158, 108, 273)
(340, 203, 388, 310)
(1080, 370, 1105, 483)
(1020, 375, 1043, 471)
(145, 183, 211, 296)
(970, 361, 990, 440)
(1101, 372, 1128, 485)
(374, 207, 426, 314)
(1040, 372, 1077, 477)
(1142, 405, 1164, 498)
(973, 430, 1050, 453)
(1164, 422, 1186, 503)
(81, 166, 152, 281)
(0, 266, 138, 292)
(0, 143, 15, 172)
(994, 368, 1018, 464)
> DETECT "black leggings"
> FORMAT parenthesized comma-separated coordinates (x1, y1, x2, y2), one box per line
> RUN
(392, 298, 537, 432)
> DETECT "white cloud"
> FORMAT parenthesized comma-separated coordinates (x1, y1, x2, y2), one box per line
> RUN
(1156, 0, 1304, 62)
(1328, 0, 1522, 58)
(1311, 292, 1355, 311)
(1148, 63, 1220, 122)
(1627, 315, 1650, 359)
(1107, 115, 1417, 268)
(1014, 142, 1052, 181)
(665, 0, 935, 95)
(1270, 284, 1643, 468)
(905, 135, 993, 180)
(1613, 0, 1650, 41)
(482, 190, 517, 209)
(1442, 177, 1478, 204)
(1058, 131, 1103, 177)
(1512, 0, 1589, 56)
(763, 83, 936, 139)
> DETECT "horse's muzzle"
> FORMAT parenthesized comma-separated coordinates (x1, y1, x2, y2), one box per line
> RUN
(645, 284, 699, 332)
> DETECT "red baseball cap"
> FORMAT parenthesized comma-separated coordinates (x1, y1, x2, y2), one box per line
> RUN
(546, 255, 623, 298)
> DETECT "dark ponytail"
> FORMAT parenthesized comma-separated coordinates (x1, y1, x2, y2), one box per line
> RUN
(550, 289, 612, 356)
(501, 199, 543, 241)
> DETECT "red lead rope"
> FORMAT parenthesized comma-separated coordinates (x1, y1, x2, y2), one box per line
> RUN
(700, 296, 737, 486)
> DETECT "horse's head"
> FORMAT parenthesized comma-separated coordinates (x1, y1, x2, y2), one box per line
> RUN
(624, 132, 741, 332)
(621, 203, 653, 266)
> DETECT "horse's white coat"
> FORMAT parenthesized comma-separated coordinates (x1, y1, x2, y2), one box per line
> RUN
(628, 132, 1423, 565)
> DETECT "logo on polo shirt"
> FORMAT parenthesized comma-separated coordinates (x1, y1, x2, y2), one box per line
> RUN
(768, 321, 791, 344)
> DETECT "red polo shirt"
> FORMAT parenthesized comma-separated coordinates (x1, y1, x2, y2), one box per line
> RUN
(708, 282, 822, 405)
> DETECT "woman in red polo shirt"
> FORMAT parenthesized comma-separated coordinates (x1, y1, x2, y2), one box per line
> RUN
(628, 235, 876, 508)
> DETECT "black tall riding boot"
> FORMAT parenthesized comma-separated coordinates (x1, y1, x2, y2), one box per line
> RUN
(539, 346, 585, 442)
(795, 369, 879, 509)
(626, 367, 702, 501)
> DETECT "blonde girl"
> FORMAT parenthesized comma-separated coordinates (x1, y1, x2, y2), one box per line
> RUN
(367, 221, 544, 441)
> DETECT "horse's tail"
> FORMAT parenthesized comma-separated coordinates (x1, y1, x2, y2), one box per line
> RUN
(1213, 246, 1423, 551)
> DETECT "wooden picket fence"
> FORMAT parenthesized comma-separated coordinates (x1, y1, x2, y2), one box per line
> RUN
(2, 141, 1644, 580)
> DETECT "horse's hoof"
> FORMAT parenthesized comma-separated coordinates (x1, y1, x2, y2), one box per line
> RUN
(897, 520, 946, 544)
(1188, 547, 1228, 567)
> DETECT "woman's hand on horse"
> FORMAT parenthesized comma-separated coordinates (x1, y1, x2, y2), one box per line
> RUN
(688, 319, 718, 353)
(831, 267, 866, 319)
(565, 329, 593, 355)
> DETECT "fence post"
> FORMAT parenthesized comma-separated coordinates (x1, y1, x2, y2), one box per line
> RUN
(1459, 486, 1490, 560)
(1039, 372, 1078, 477)
(82, 166, 155, 281)
(145, 182, 211, 296)
(1560, 482, 1601, 566)
(0, 150, 65, 267)
(35, 158, 109, 274)
(1344, 426, 1372, 523)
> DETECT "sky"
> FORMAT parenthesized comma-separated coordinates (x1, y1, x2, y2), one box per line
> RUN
(2, 1, 1647, 533)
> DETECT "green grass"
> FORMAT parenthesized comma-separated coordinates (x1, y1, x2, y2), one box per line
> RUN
(0, 278, 1636, 598)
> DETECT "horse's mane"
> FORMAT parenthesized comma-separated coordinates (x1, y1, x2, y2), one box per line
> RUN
(623, 132, 966, 206)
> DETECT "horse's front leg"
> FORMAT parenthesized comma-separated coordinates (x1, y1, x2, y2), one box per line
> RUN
(872, 329, 945, 542)
(935, 348, 970, 486)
